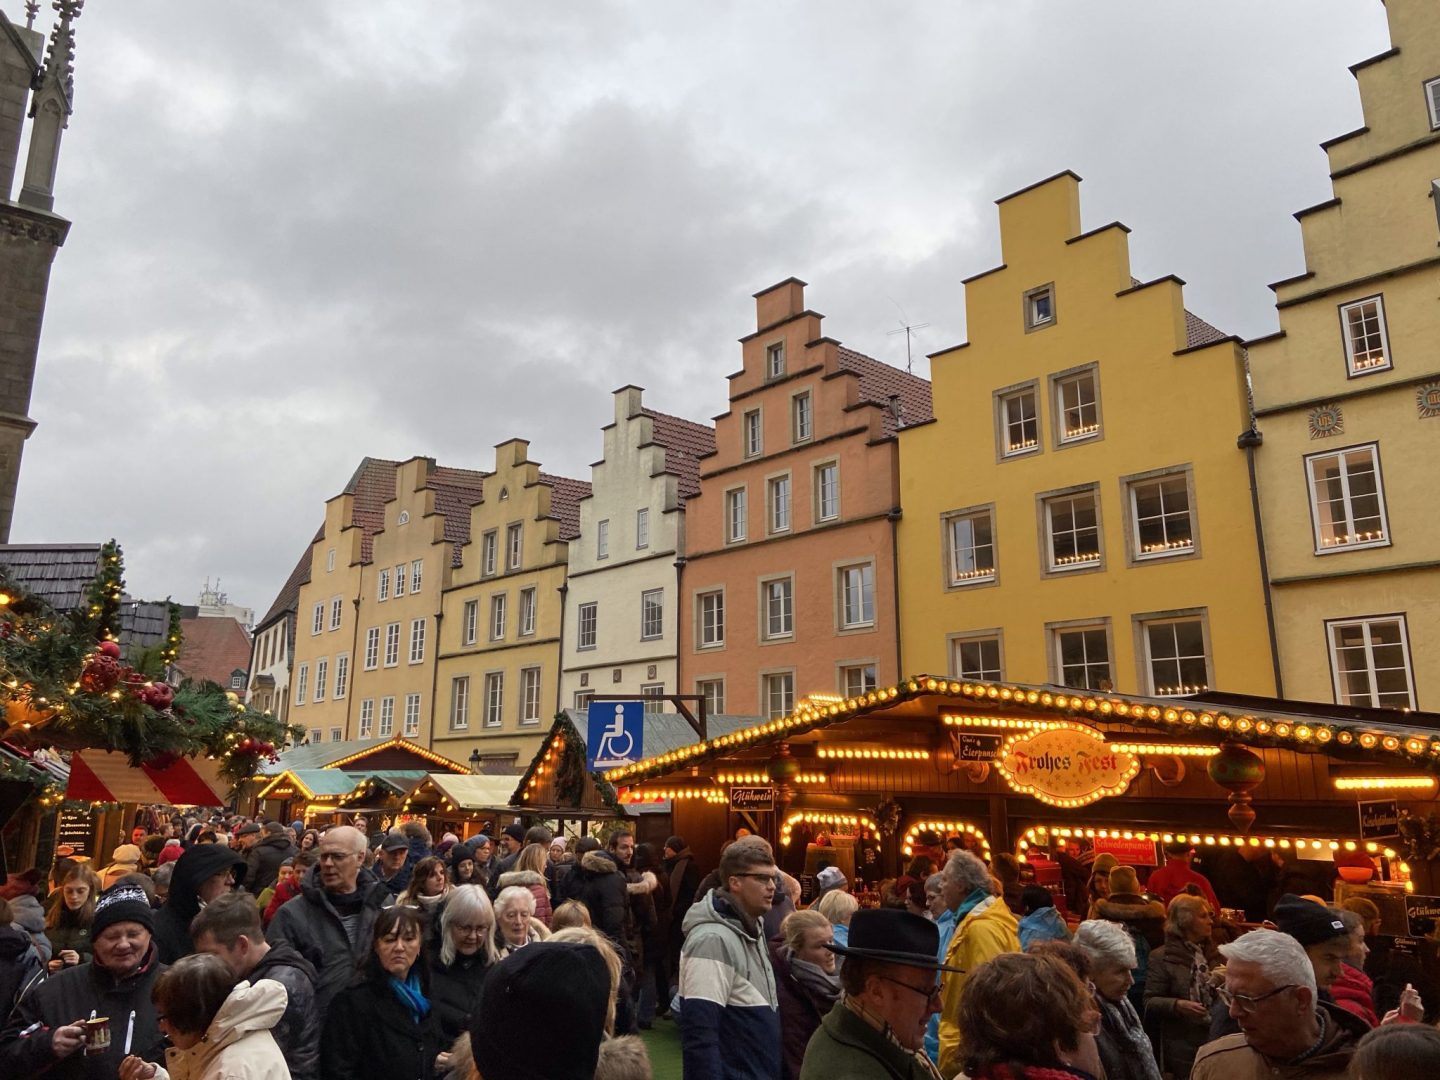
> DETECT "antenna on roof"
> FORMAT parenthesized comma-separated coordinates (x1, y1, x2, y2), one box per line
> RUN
(884, 299, 929, 375)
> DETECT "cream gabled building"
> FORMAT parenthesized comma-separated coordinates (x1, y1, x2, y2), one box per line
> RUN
(1248, 0, 1440, 710)
(433, 440, 589, 767)
(559, 387, 714, 713)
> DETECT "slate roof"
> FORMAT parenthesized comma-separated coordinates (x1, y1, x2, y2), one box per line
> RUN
(642, 409, 716, 504)
(537, 473, 592, 542)
(175, 615, 252, 686)
(836, 348, 935, 438)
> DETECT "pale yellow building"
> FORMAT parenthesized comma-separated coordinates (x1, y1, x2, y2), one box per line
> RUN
(898, 172, 1276, 697)
(433, 440, 590, 767)
(1248, 0, 1440, 710)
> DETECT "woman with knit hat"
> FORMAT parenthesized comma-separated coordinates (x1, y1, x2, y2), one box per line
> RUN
(100, 845, 144, 890)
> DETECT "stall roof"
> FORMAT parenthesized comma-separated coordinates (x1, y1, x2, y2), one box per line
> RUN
(426, 773, 523, 811)
(256, 768, 362, 801)
(602, 675, 1440, 786)
(257, 735, 472, 777)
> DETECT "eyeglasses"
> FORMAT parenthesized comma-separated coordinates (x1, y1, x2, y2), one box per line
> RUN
(454, 924, 492, 936)
(1217, 984, 1297, 1014)
(877, 974, 943, 1005)
(317, 851, 358, 863)
(735, 873, 778, 886)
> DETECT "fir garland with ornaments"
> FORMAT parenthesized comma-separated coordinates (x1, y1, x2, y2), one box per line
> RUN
(0, 541, 302, 785)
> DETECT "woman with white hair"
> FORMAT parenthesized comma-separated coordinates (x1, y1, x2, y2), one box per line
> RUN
(1075, 919, 1162, 1080)
(1143, 894, 1217, 1078)
(429, 885, 496, 1046)
(491, 884, 551, 959)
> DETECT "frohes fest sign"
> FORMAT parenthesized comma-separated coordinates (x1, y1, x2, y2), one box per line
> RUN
(998, 723, 1141, 808)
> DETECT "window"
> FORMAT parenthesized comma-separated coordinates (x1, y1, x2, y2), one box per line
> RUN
(393, 564, 406, 597)
(814, 462, 839, 522)
(1054, 625, 1111, 691)
(364, 627, 380, 670)
(641, 589, 664, 640)
(792, 392, 813, 443)
(1306, 444, 1389, 552)
(1024, 283, 1055, 330)
(641, 683, 665, 714)
(359, 698, 374, 738)
(1129, 472, 1195, 559)
(334, 654, 349, 699)
(308, 729, 322, 744)
(519, 668, 542, 725)
(763, 671, 794, 719)
(763, 577, 794, 640)
(946, 508, 996, 585)
(506, 524, 523, 570)
(952, 635, 1002, 681)
(409, 617, 426, 663)
(311, 603, 323, 636)
(1339, 296, 1391, 375)
(1328, 615, 1415, 709)
(1045, 489, 1102, 571)
(404, 693, 421, 737)
(578, 602, 598, 650)
(1055, 370, 1100, 443)
(326, 548, 336, 573)
(329, 597, 343, 631)
(384, 622, 401, 667)
(766, 341, 786, 379)
(768, 475, 791, 533)
(518, 587, 536, 636)
(574, 690, 595, 711)
(841, 664, 877, 697)
(635, 508, 649, 550)
(450, 677, 470, 729)
(482, 530, 498, 577)
(230, 672, 245, 691)
(490, 594, 507, 641)
(378, 569, 390, 601)
(726, 488, 747, 543)
(1142, 617, 1210, 696)
(998, 387, 1039, 457)
(743, 410, 762, 458)
(597, 520, 610, 560)
(698, 590, 725, 648)
(379, 696, 395, 737)
(329, 727, 342, 742)
(697, 678, 725, 715)
(1427, 77, 1440, 129)
(838, 563, 875, 629)
(462, 600, 478, 645)
(410, 559, 423, 593)
(484, 673, 504, 727)
(294, 663, 309, 705)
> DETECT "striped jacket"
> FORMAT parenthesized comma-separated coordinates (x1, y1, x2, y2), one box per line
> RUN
(678, 887, 781, 1079)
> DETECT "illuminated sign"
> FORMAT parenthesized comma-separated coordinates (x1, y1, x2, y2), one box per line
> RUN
(998, 723, 1139, 807)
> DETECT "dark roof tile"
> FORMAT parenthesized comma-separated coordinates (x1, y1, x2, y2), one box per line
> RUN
(537, 473, 592, 542)
(836, 347, 935, 438)
(641, 409, 716, 503)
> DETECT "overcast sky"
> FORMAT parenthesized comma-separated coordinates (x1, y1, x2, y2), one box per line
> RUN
(9, 1, 1393, 619)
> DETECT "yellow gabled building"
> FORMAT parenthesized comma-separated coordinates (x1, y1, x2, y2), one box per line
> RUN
(1248, 0, 1440, 710)
(433, 440, 590, 768)
(897, 172, 1275, 698)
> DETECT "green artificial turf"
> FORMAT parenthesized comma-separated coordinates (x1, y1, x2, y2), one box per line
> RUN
(638, 1015, 684, 1080)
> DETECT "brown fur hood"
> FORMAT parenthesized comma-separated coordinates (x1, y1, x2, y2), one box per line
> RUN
(594, 1034, 652, 1080)
(1095, 892, 1165, 922)
(581, 849, 620, 875)
(496, 868, 545, 889)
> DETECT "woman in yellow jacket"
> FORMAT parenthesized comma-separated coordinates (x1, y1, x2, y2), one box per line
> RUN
(936, 851, 1020, 1078)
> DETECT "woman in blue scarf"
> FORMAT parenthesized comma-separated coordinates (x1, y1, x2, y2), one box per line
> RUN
(321, 906, 444, 1080)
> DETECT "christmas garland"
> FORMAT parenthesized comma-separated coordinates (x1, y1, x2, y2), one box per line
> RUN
(0, 542, 303, 785)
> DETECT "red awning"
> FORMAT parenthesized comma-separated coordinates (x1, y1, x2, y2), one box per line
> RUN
(66, 751, 228, 807)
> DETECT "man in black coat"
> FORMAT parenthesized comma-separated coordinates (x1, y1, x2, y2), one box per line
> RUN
(562, 837, 629, 944)
(0, 885, 167, 1080)
(191, 892, 320, 1080)
(663, 835, 701, 978)
(152, 842, 246, 964)
(244, 820, 297, 897)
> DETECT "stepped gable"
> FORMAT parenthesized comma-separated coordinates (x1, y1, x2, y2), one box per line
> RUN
(428, 466, 487, 566)
(641, 408, 715, 503)
(537, 472, 592, 542)
(836, 347, 934, 438)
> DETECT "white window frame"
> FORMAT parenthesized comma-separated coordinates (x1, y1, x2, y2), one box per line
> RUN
(950, 632, 1003, 682)
(490, 594, 507, 641)
(768, 474, 792, 534)
(814, 462, 839, 523)
(410, 559, 423, 593)
(840, 663, 877, 698)
(641, 683, 665, 714)
(1051, 622, 1112, 692)
(384, 622, 401, 667)
(762, 670, 795, 719)
(1305, 442, 1390, 554)
(1054, 368, 1101, 444)
(945, 506, 997, 587)
(393, 563, 406, 597)
(1043, 487, 1103, 573)
(409, 617, 426, 664)
(519, 667, 542, 726)
(377, 568, 390, 602)
(462, 599, 478, 646)
(1126, 469, 1197, 561)
(379, 696, 395, 737)
(326, 548, 336, 573)
(403, 692, 421, 737)
(359, 698, 374, 738)
(743, 409, 762, 458)
(294, 663, 309, 705)
(334, 653, 349, 699)
(1327, 614, 1416, 710)
(698, 589, 725, 649)
(766, 341, 786, 379)
(1138, 614, 1211, 696)
(596, 519, 610, 560)
(725, 487, 747, 543)
(635, 508, 650, 550)
(1339, 295, 1392, 376)
(997, 385, 1040, 458)
(697, 678, 725, 715)
(506, 523, 523, 570)
(1427, 77, 1440, 130)
(577, 602, 598, 650)
(311, 602, 323, 636)
(307, 729, 322, 745)
(1024, 282, 1056, 331)
(518, 587, 537, 637)
(837, 562, 875, 630)
(363, 627, 380, 670)
(329, 727, 342, 743)
(481, 531, 498, 577)
(450, 676, 470, 730)
(792, 391, 813, 444)
(329, 596, 343, 631)
(483, 672, 504, 728)
(640, 588, 664, 641)
(762, 576, 794, 641)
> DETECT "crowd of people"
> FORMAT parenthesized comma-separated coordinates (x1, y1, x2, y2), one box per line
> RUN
(3, 816, 1440, 1079)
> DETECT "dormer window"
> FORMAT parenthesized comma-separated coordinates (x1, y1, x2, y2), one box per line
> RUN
(766, 342, 786, 379)
(1024, 284, 1056, 331)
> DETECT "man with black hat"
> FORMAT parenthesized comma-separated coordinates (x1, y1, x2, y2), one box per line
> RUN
(798, 908, 954, 1079)
(243, 820, 297, 897)
(0, 884, 168, 1080)
(374, 832, 410, 894)
(151, 840, 246, 963)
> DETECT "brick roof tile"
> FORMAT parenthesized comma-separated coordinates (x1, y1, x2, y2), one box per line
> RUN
(640, 409, 716, 503)
(835, 347, 935, 437)
(537, 473, 592, 542)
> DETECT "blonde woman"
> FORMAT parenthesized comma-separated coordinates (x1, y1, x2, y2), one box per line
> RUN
(813, 888, 859, 949)
(550, 926, 653, 1080)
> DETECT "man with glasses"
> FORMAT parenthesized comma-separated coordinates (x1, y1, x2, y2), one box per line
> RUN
(800, 908, 958, 1079)
(1192, 928, 1366, 1079)
(678, 835, 782, 1080)
(267, 824, 391, 1021)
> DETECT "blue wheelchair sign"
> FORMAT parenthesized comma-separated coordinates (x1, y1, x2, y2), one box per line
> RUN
(586, 700, 645, 771)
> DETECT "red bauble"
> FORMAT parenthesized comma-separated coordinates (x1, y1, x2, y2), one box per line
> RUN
(141, 683, 174, 710)
(80, 654, 121, 693)
(97, 640, 122, 659)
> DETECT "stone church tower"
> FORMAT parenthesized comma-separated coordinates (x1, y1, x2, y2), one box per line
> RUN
(0, 1, 81, 541)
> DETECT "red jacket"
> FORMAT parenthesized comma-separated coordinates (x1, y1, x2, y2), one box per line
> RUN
(1331, 962, 1379, 1027)
(1145, 859, 1221, 913)
(263, 875, 303, 925)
